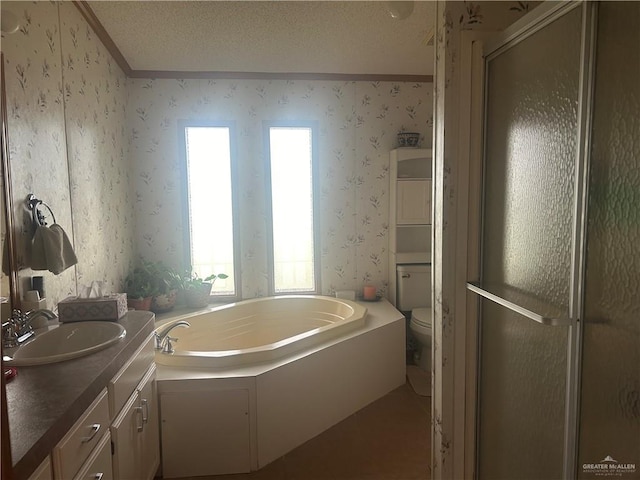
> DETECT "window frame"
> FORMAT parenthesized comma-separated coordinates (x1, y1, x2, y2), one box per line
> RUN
(177, 120, 241, 302)
(263, 121, 321, 296)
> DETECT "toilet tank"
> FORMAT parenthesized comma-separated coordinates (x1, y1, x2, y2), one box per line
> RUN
(396, 264, 431, 311)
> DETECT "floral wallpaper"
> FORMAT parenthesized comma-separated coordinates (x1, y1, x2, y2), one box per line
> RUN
(129, 79, 432, 298)
(59, 3, 134, 295)
(2, 1, 133, 306)
(432, 1, 539, 479)
(2, 2, 431, 305)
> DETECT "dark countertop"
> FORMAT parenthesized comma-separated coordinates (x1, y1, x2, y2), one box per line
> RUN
(6, 311, 155, 480)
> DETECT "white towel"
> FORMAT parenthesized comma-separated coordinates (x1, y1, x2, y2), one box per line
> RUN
(31, 224, 78, 275)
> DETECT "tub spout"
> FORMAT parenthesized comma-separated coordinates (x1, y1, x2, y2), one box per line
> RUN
(154, 321, 190, 350)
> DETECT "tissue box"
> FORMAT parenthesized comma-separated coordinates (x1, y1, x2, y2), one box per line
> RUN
(58, 294, 127, 323)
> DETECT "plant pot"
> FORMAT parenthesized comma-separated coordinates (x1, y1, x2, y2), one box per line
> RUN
(151, 289, 178, 313)
(127, 296, 152, 311)
(184, 283, 212, 308)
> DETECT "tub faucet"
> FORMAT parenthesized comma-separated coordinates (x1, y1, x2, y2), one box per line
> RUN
(154, 321, 190, 350)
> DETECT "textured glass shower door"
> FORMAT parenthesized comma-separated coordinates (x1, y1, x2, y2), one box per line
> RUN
(471, 4, 584, 479)
(578, 2, 640, 477)
(472, 2, 640, 478)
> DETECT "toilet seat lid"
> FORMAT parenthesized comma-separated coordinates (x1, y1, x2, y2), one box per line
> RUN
(412, 308, 432, 327)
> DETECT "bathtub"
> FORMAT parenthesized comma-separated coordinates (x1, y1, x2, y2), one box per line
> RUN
(154, 295, 367, 369)
(156, 298, 406, 477)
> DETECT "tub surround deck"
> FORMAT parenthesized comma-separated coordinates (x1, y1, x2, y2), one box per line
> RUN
(5, 311, 155, 480)
(155, 298, 403, 380)
(155, 298, 406, 477)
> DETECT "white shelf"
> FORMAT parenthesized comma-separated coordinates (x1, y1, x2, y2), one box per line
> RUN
(389, 149, 433, 307)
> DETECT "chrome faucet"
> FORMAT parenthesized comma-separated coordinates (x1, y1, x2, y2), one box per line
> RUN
(25, 309, 57, 323)
(2, 309, 56, 348)
(154, 321, 190, 352)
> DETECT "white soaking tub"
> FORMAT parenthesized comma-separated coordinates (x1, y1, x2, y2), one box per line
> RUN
(154, 295, 367, 368)
(155, 297, 406, 478)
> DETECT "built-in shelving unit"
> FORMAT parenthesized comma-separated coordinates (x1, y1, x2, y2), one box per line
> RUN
(388, 148, 432, 307)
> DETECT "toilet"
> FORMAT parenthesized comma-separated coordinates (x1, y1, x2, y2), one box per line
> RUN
(396, 264, 432, 372)
(409, 308, 432, 371)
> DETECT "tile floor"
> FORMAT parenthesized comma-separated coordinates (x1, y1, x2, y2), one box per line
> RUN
(170, 381, 431, 480)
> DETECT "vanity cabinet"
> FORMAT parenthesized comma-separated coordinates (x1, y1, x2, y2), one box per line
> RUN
(388, 148, 432, 306)
(7, 311, 157, 480)
(47, 334, 159, 480)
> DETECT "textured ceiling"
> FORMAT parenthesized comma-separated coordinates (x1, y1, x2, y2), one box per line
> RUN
(87, 1, 435, 76)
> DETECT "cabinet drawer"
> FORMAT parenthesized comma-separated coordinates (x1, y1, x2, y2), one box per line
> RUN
(109, 334, 154, 418)
(73, 430, 113, 480)
(53, 389, 109, 480)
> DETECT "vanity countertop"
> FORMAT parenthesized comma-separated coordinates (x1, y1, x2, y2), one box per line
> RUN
(5, 310, 155, 480)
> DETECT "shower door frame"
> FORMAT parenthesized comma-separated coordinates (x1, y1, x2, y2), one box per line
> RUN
(469, 2, 598, 478)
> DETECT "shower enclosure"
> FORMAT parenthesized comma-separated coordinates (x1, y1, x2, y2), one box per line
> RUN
(469, 2, 639, 478)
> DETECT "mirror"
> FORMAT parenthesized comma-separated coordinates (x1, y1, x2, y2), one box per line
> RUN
(0, 52, 19, 316)
(1, 51, 18, 475)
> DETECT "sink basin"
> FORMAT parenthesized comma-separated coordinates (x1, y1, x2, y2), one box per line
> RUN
(4, 322, 126, 366)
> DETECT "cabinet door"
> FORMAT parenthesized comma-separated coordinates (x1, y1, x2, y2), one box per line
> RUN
(110, 365, 159, 480)
(397, 180, 431, 224)
(161, 389, 251, 478)
(138, 365, 159, 480)
(110, 389, 142, 480)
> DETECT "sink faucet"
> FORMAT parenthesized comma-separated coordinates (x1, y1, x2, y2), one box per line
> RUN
(2, 309, 56, 348)
(26, 309, 57, 324)
(154, 321, 190, 351)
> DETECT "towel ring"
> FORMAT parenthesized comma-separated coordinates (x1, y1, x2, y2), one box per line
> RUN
(26, 194, 57, 227)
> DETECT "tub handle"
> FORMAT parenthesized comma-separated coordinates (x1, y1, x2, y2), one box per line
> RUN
(154, 321, 190, 349)
(162, 336, 178, 354)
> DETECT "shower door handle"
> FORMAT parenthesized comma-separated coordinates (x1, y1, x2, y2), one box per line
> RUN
(467, 281, 571, 327)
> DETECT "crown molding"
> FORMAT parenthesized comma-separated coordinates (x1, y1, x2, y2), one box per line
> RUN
(129, 70, 433, 82)
(73, 1, 133, 76)
(73, 1, 433, 83)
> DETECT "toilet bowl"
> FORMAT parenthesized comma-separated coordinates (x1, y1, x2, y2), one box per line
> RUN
(409, 307, 432, 371)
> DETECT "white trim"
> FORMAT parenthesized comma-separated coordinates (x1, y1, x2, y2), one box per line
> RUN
(484, 1, 582, 59)
(457, 30, 494, 480)
(564, 2, 597, 478)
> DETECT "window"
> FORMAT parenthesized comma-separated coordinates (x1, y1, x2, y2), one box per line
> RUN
(179, 122, 238, 297)
(265, 124, 320, 293)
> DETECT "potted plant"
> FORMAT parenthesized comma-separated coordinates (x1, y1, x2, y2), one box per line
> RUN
(124, 265, 156, 311)
(144, 261, 182, 313)
(182, 269, 228, 308)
